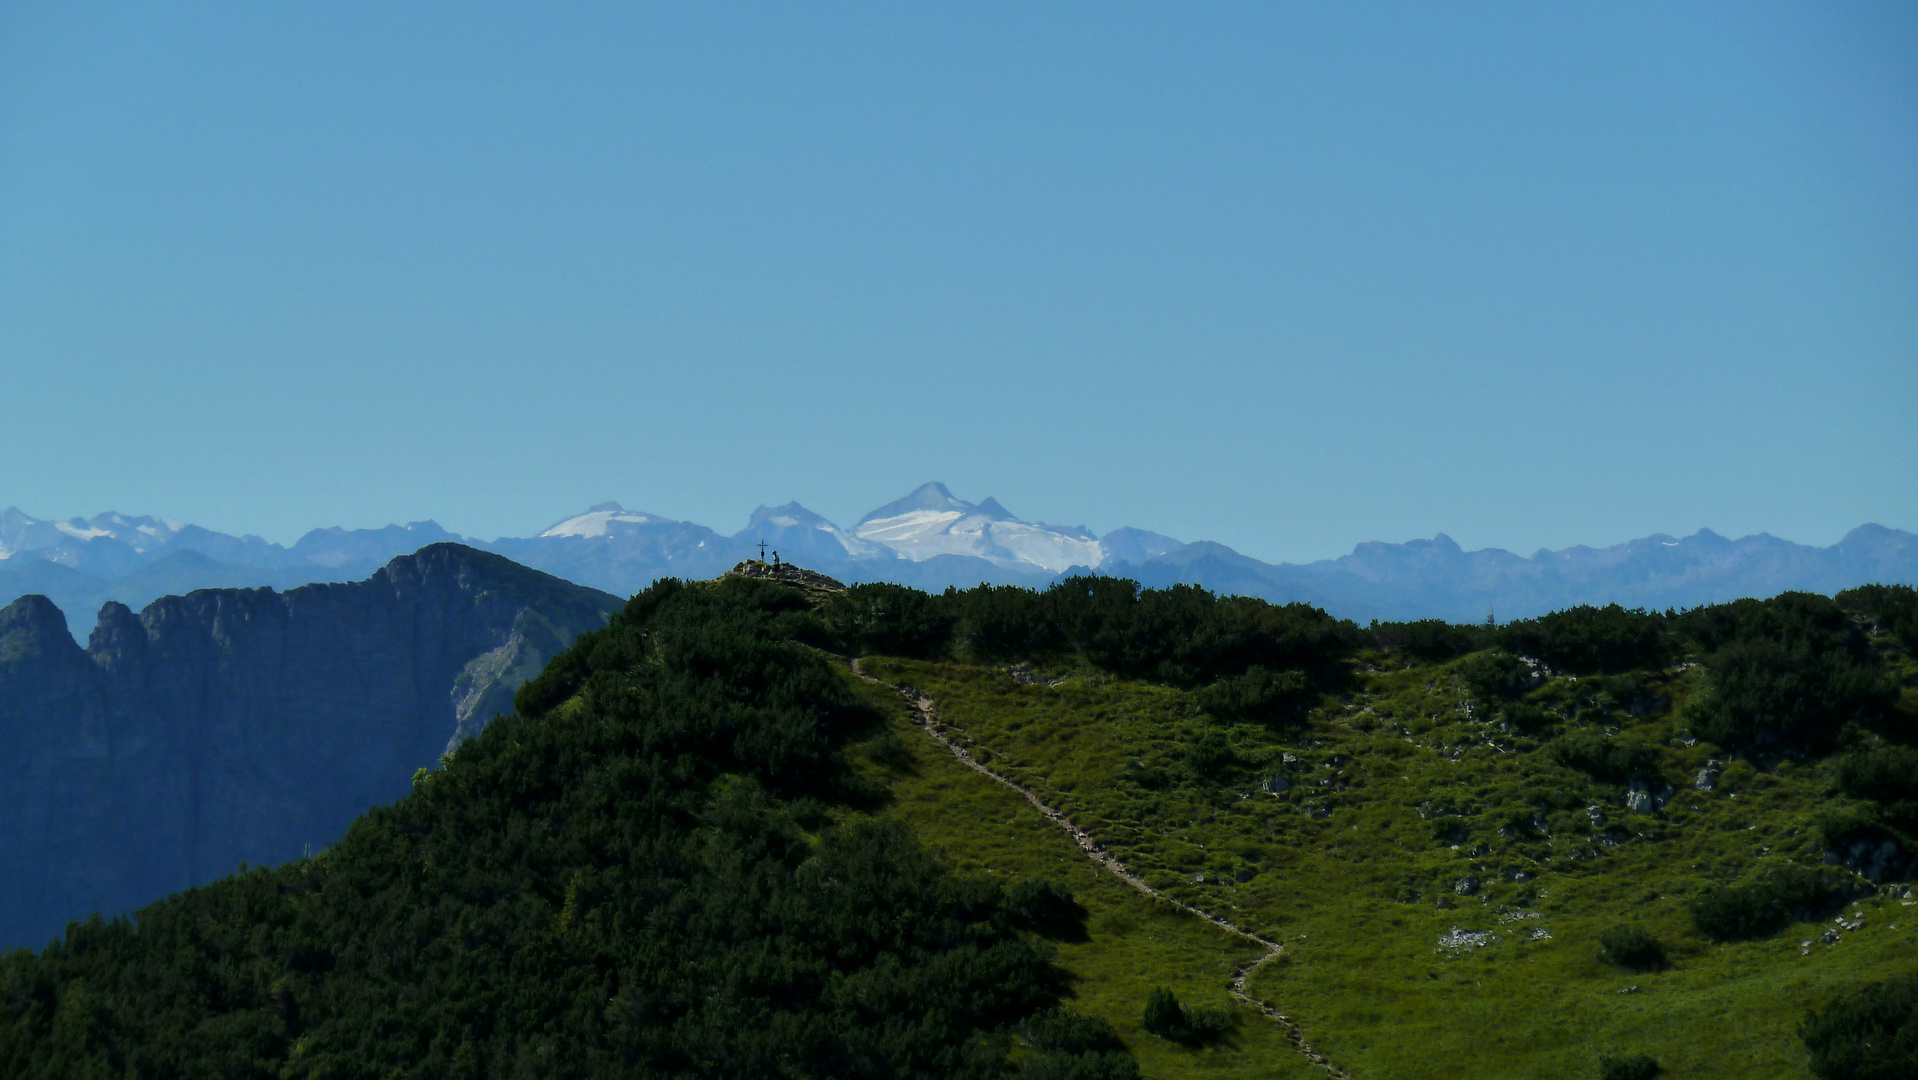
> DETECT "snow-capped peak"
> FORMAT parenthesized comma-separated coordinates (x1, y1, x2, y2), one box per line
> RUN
(853, 483, 1104, 574)
(0, 508, 199, 560)
(735, 502, 892, 561)
(55, 520, 113, 541)
(854, 481, 974, 524)
(538, 503, 672, 539)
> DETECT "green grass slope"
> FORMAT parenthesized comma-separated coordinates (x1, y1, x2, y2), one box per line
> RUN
(853, 651, 1915, 1080)
(839, 671, 1324, 1078)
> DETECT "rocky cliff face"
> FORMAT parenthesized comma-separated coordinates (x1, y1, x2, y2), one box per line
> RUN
(0, 544, 619, 950)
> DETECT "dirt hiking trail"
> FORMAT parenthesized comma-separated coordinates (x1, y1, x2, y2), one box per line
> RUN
(853, 661, 1348, 1079)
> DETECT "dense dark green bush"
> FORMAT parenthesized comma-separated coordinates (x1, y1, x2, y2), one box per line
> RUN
(1588, 672, 1668, 718)
(1836, 745, 1918, 833)
(0, 576, 1100, 1079)
(1140, 988, 1185, 1038)
(1033, 578, 1356, 688)
(1550, 735, 1655, 783)
(1677, 591, 1851, 654)
(1688, 638, 1894, 755)
(1597, 925, 1669, 972)
(956, 584, 1065, 660)
(1838, 583, 1918, 653)
(1597, 1052, 1661, 1080)
(1498, 604, 1671, 675)
(1122, 760, 1172, 789)
(1801, 971, 1918, 1080)
(1501, 700, 1557, 734)
(820, 581, 959, 658)
(1690, 865, 1845, 942)
(1180, 730, 1243, 782)
(822, 575, 1358, 704)
(1005, 879, 1090, 943)
(1678, 593, 1896, 755)
(861, 727, 917, 772)
(1457, 650, 1538, 701)
(1018, 1009, 1140, 1080)
(1139, 987, 1235, 1045)
(1815, 805, 1888, 850)
(1195, 665, 1313, 724)
(1367, 618, 1492, 662)
(1838, 745, 1918, 806)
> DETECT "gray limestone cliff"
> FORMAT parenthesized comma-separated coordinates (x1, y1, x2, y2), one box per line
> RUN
(0, 543, 619, 949)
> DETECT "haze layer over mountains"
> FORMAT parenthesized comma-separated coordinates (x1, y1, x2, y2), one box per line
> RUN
(4, 482, 1914, 633)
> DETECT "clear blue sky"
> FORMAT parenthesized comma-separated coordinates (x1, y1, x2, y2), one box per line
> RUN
(2, 3, 1912, 562)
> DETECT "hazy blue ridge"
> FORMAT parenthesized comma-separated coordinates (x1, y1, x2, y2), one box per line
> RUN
(3, 494, 1914, 629)
(0, 544, 619, 950)
(1113, 523, 1918, 623)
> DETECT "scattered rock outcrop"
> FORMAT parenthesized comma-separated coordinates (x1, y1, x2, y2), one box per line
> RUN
(1437, 926, 1499, 952)
(722, 559, 848, 599)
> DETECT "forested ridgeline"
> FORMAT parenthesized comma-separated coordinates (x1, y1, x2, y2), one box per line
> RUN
(823, 576, 1915, 751)
(3, 572, 1914, 1078)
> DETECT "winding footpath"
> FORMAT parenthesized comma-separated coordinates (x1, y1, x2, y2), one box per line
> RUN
(852, 661, 1348, 1079)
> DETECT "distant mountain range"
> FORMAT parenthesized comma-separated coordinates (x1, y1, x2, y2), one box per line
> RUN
(4, 483, 1915, 631)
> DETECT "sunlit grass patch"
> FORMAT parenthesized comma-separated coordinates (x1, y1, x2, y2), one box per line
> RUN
(857, 654, 1915, 1079)
(842, 668, 1325, 1078)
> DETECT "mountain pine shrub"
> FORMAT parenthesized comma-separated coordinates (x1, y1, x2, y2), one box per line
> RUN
(1017, 1009, 1139, 1080)
(1497, 604, 1671, 675)
(1597, 1051, 1661, 1080)
(1597, 924, 1670, 972)
(1550, 734, 1655, 783)
(1690, 865, 1845, 942)
(1139, 988, 1235, 1045)
(1678, 592, 1896, 754)
(1801, 971, 1918, 1080)
(1836, 583, 1918, 653)
(1364, 618, 1491, 662)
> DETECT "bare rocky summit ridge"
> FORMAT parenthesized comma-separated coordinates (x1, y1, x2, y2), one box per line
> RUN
(723, 558, 848, 598)
(0, 543, 618, 950)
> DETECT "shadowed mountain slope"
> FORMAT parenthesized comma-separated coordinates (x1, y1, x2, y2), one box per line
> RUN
(0, 544, 619, 949)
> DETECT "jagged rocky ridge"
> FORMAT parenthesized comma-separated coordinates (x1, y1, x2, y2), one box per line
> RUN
(4, 486, 1915, 625)
(0, 544, 618, 950)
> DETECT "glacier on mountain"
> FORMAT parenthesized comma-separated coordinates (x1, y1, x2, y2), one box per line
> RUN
(536, 502, 675, 538)
(735, 502, 889, 562)
(853, 482, 1105, 574)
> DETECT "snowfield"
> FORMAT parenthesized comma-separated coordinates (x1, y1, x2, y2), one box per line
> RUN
(538, 507, 670, 539)
(854, 492, 1105, 573)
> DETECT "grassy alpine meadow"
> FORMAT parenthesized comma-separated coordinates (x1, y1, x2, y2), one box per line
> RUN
(855, 653, 1918, 1080)
(838, 668, 1327, 1079)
